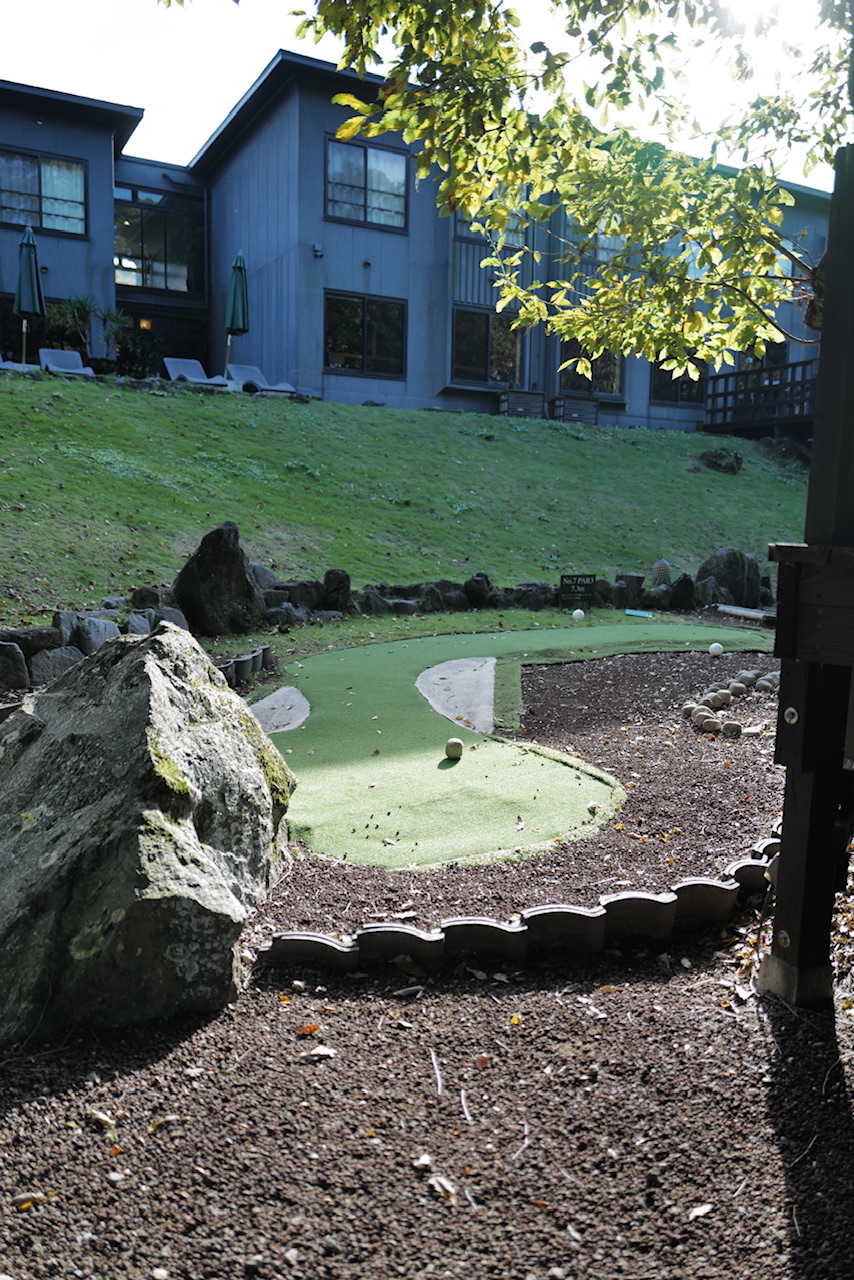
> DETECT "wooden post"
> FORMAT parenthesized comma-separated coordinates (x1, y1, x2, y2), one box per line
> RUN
(757, 146, 854, 1003)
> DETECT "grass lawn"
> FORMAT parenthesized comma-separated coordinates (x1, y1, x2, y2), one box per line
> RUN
(0, 373, 806, 628)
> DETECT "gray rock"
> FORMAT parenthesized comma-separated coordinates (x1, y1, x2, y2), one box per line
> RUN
(696, 547, 760, 608)
(312, 610, 344, 622)
(441, 589, 470, 611)
(0, 623, 297, 1046)
(131, 586, 166, 609)
(0, 642, 28, 691)
(323, 568, 351, 612)
(390, 599, 419, 616)
(512, 586, 547, 610)
(670, 573, 696, 611)
(264, 602, 309, 629)
(173, 521, 266, 635)
(0, 626, 62, 659)
(75, 616, 122, 655)
(100, 595, 129, 610)
(264, 589, 291, 608)
(154, 606, 190, 631)
(594, 578, 613, 605)
(53, 610, 79, 646)
(699, 448, 743, 474)
(464, 572, 494, 608)
(249, 562, 278, 590)
(610, 580, 629, 609)
(362, 584, 391, 615)
(122, 613, 151, 635)
(640, 583, 672, 610)
(274, 579, 325, 611)
(694, 576, 724, 608)
(28, 645, 85, 684)
(419, 583, 444, 613)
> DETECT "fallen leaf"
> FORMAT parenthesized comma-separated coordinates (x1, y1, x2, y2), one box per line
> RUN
(688, 1202, 714, 1220)
(147, 1114, 181, 1134)
(297, 1023, 320, 1037)
(427, 1174, 458, 1205)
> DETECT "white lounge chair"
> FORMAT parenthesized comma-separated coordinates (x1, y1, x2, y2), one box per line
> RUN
(0, 360, 40, 374)
(163, 357, 230, 386)
(39, 349, 94, 378)
(228, 364, 296, 394)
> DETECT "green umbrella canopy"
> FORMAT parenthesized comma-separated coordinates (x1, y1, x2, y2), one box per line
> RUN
(13, 227, 45, 365)
(13, 226, 45, 320)
(225, 252, 249, 336)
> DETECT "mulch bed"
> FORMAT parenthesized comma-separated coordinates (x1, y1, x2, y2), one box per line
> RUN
(4, 646, 854, 1280)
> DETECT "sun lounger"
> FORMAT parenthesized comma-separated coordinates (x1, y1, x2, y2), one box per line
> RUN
(163, 357, 230, 386)
(228, 364, 296, 394)
(39, 349, 94, 378)
(0, 360, 40, 374)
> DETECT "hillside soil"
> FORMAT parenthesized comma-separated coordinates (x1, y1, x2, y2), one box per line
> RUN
(4, 648, 854, 1280)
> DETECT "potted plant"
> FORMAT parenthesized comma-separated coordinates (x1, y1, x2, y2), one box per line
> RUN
(91, 307, 131, 375)
(62, 295, 98, 361)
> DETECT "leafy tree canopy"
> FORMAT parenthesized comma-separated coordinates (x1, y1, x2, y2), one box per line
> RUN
(165, 0, 852, 378)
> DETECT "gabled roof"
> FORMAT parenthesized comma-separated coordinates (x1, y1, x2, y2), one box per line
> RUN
(190, 49, 383, 175)
(0, 79, 143, 152)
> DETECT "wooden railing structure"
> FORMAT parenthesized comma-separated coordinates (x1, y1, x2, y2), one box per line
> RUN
(705, 358, 818, 442)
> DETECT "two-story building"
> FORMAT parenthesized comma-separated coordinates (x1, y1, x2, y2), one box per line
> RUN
(0, 49, 830, 438)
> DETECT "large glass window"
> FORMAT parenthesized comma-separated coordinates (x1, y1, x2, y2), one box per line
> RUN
(650, 361, 706, 405)
(0, 149, 85, 234)
(324, 292, 406, 377)
(560, 339, 624, 397)
(452, 308, 523, 385)
(114, 186, 204, 294)
(326, 140, 407, 229)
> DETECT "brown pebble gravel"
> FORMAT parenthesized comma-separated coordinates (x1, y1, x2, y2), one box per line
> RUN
(3, 647, 854, 1280)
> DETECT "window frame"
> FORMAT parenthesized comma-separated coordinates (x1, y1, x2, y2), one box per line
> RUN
(113, 183, 205, 297)
(0, 147, 87, 237)
(649, 360, 707, 407)
(559, 339, 625, 400)
(323, 289, 407, 380)
(451, 305, 525, 388)
(324, 137, 409, 233)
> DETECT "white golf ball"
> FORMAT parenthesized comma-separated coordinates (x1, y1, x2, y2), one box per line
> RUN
(445, 738, 464, 759)
(572, 608, 585, 622)
(709, 642, 724, 658)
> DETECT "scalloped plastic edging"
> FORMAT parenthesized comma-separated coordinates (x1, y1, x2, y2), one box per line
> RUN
(254, 839, 776, 973)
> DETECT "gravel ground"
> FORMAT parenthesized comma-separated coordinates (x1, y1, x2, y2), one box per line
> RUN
(4, 646, 854, 1280)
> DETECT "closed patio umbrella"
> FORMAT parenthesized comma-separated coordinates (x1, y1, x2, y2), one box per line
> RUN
(224, 251, 249, 377)
(13, 227, 46, 366)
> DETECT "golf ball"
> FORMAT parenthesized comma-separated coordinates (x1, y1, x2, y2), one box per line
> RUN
(572, 608, 585, 622)
(709, 642, 724, 657)
(445, 738, 464, 759)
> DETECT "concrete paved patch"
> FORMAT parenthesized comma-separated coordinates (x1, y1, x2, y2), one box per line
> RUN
(251, 685, 310, 733)
(414, 656, 496, 734)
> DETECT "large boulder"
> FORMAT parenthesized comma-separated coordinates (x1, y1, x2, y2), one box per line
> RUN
(696, 547, 760, 608)
(0, 624, 296, 1046)
(173, 521, 266, 635)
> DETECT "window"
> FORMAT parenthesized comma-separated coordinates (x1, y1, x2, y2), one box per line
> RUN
(324, 292, 406, 377)
(452, 308, 523, 385)
(650, 361, 706, 405)
(0, 149, 85, 234)
(326, 140, 407, 229)
(560, 339, 624, 397)
(114, 186, 204, 294)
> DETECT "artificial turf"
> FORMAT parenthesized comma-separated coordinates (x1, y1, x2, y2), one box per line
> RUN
(269, 618, 774, 870)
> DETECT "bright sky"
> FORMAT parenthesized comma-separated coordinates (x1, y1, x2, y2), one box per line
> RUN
(0, 0, 838, 190)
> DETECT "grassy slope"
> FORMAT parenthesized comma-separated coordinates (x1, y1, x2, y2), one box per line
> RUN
(0, 374, 807, 627)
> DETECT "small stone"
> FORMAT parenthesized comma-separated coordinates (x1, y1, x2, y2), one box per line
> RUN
(106, 1171, 126, 1185)
(721, 721, 742, 738)
(682, 702, 697, 718)
(702, 717, 722, 733)
(445, 738, 464, 759)
(729, 681, 748, 696)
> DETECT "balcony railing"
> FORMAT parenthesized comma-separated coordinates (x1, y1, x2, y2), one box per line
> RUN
(705, 359, 818, 438)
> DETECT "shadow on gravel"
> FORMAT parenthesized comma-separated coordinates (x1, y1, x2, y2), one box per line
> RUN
(763, 996, 854, 1280)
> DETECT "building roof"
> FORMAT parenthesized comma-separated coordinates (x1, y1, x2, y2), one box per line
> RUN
(0, 79, 143, 152)
(190, 48, 383, 175)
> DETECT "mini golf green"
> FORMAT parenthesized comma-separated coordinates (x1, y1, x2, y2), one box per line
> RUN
(263, 619, 774, 871)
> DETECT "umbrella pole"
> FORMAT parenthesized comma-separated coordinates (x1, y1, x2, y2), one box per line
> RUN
(21, 318, 28, 366)
(224, 333, 233, 380)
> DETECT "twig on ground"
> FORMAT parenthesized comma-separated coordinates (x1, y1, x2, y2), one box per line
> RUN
(789, 1134, 818, 1168)
(429, 1047, 444, 1096)
(460, 1089, 473, 1124)
(511, 1120, 531, 1161)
